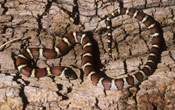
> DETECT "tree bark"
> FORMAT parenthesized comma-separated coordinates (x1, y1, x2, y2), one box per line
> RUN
(0, 0, 175, 110)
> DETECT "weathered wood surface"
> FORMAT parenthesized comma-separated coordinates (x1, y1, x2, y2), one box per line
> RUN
(0, 0, 175, 110)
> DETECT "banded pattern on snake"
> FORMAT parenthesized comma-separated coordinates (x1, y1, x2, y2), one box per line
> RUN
(16, 7, 163, 90)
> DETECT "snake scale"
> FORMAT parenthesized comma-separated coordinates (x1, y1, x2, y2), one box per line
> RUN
(16, 7, 163, 91)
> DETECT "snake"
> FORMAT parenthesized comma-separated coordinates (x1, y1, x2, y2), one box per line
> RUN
(16, 7, 163, 90)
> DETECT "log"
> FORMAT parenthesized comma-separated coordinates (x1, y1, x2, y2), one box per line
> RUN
(0, 0, 175, 109)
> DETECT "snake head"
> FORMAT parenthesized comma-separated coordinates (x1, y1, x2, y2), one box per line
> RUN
(61, 67, 78, 80)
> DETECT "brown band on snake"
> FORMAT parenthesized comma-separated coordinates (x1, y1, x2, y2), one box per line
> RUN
(16, 7, 163, 90)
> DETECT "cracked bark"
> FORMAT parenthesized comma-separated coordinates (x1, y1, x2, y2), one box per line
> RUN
(0, 0, 175, 110)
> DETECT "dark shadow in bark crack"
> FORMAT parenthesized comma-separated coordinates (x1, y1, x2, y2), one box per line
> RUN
(56, 91, 69, 100)
(1, 0, 8, 15)
(72, 0, 80, 25)
(118, 0, 124, 8)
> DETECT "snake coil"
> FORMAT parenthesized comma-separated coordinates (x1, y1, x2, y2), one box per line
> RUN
(16, 7, 163, 90)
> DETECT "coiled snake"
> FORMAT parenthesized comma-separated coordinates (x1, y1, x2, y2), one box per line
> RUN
(16, 7, 164, 91)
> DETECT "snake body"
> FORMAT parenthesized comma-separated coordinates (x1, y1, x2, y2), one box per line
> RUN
(16, 8, 163, 90)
